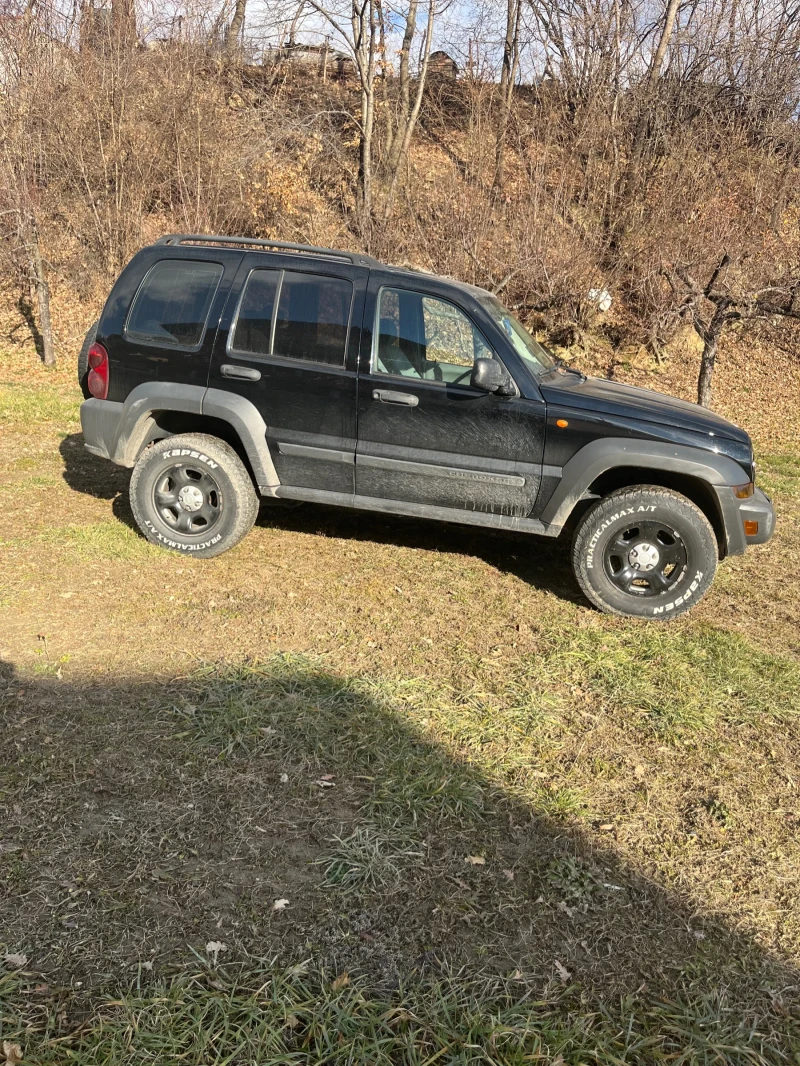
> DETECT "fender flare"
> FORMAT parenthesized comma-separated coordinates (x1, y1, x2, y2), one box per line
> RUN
(539, 437, 749, 554)
(104, 383, 280, 493)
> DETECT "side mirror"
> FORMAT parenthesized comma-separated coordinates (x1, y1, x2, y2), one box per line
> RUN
(471, 358, 514, 394)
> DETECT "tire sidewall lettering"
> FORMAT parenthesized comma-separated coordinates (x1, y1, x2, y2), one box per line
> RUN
(586, 503, 657, 570)
(651, 571, 704, 615)
(144, 518, 223, 552)
(161, 448, 218, 470)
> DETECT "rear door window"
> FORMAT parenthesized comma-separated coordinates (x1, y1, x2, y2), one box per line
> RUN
(229, 269, 353, 367)
(229, 269, 281, 356)
(126, 260, 223, 349)
(273, 272, 352, 366)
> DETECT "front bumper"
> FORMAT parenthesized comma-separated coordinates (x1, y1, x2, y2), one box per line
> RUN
(717, 485, 775, 555)
(738, 487, 775, 546)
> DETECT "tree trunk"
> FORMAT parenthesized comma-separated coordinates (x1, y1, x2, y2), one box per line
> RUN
(352, 0, 378, 230)
(492, 0, 521, 191)
(694, 299, 733, 408)
(696, 335, 716, 407)
(385, 0, 417, 172)
(383, 0, 435, 211)
(27, 216, 55, 366)
(617, 0, 682, 210)
(359, 81, 374, 221)
(225, 0, 248, 53)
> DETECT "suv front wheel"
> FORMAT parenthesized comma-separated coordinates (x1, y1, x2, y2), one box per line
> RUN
(572, 486, 718, 619)
(129, 433, 258, 558)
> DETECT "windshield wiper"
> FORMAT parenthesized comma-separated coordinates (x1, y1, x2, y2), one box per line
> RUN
(549, 353, 586, 381)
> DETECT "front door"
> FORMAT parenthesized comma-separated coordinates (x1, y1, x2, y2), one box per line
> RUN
(209, 253, 367, 494)
(355, 281, 546, 518)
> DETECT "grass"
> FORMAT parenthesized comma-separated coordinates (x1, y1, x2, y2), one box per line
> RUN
(0, 382, 80, 426)
(35, 520, 160, 561)
(759, 453, 800, 499)
(535, 622, 800, 735)
(1, 962, 795, 1065)
(318, 826, 422, 891)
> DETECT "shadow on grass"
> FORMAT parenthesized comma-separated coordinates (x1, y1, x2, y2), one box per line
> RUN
(1, 652, 798, 1061)
(16, 293, 46, 362)
(58, 433, 585, 607)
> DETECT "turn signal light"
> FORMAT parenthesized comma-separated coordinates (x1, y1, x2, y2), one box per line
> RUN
(556, 419, 569, 428)
(733, 483, 754, 499)
(87, 342, 109, 400)
(744, 520, 759, 536)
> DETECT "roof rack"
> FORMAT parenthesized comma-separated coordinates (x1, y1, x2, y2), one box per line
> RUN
(155, 233, 377, 268)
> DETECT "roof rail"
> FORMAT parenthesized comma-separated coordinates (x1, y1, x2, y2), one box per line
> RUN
(155, 233, 376, 267)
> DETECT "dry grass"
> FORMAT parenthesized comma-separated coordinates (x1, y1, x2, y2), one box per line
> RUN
(2, 346, 800, 1062)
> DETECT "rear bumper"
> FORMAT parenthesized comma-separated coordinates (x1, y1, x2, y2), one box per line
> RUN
(80, 398, 124, 462)
(717, 485, 775, 555)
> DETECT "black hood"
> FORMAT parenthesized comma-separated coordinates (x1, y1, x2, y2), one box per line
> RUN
(540, 373, 751, 445)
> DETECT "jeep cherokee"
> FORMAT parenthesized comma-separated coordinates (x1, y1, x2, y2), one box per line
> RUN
(78, 234, 775, 619)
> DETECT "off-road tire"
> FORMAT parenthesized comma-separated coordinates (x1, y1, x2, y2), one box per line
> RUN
(78, 320, 99, 399)
(572, 485, 718, 619)
(129, 433, 258, 559)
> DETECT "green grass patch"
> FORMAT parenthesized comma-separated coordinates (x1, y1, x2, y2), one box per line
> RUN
(37, 521, 159, 561)
(317, 826, 422, 891)
(0, 383, 80, 427)
(2, 963, 795, 1065)
(535, 621, 800, 735)
(758, 453, 800, 498)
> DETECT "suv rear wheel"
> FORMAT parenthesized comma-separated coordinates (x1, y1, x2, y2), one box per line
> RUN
(129, 433, 258, 558)
(572, 485, 718, 619)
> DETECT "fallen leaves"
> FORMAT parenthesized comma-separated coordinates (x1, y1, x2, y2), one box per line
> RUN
(464, 855, 485, 866)
(3, 1042, 23, 1066)
(330, 972, 349, 991)
(2, 953, 27, 969)
(272, 898, 290, 911)
(205, 941, 227, 965)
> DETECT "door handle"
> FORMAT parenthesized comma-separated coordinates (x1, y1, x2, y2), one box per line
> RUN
(372, 389, 418, 407)
(220, 363, 261, 381)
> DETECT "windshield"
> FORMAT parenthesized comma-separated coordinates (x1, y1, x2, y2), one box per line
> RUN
(478, 295, 556, 375)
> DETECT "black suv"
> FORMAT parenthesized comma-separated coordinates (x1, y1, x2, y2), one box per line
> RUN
(78, 234, 774, 619)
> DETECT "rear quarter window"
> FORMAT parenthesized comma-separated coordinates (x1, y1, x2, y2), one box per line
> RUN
(126, 260, 223, 349)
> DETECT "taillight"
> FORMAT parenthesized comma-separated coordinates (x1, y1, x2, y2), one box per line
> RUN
(87, 342, 109, 400)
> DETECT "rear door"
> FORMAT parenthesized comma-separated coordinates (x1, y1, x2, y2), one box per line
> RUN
(355, 275, 546, 518)
(209, 253, 367, 494)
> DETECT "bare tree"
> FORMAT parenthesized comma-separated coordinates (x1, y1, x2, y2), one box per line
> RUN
(306, 0, 380, 227)
(0, 4, 56, 365)
(668, 256, 800, 407)
(492, 0, 521, 190)
(382, 0, 437, 209)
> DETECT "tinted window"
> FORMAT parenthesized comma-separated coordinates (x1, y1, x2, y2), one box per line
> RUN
(127, 260, 223, 348)
(375, 288, 493, 384)
(230, 269, 281, 356)
(272, 272, 353, 366)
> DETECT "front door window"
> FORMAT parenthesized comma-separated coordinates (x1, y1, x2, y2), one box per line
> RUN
(374, 288, 493, 385)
